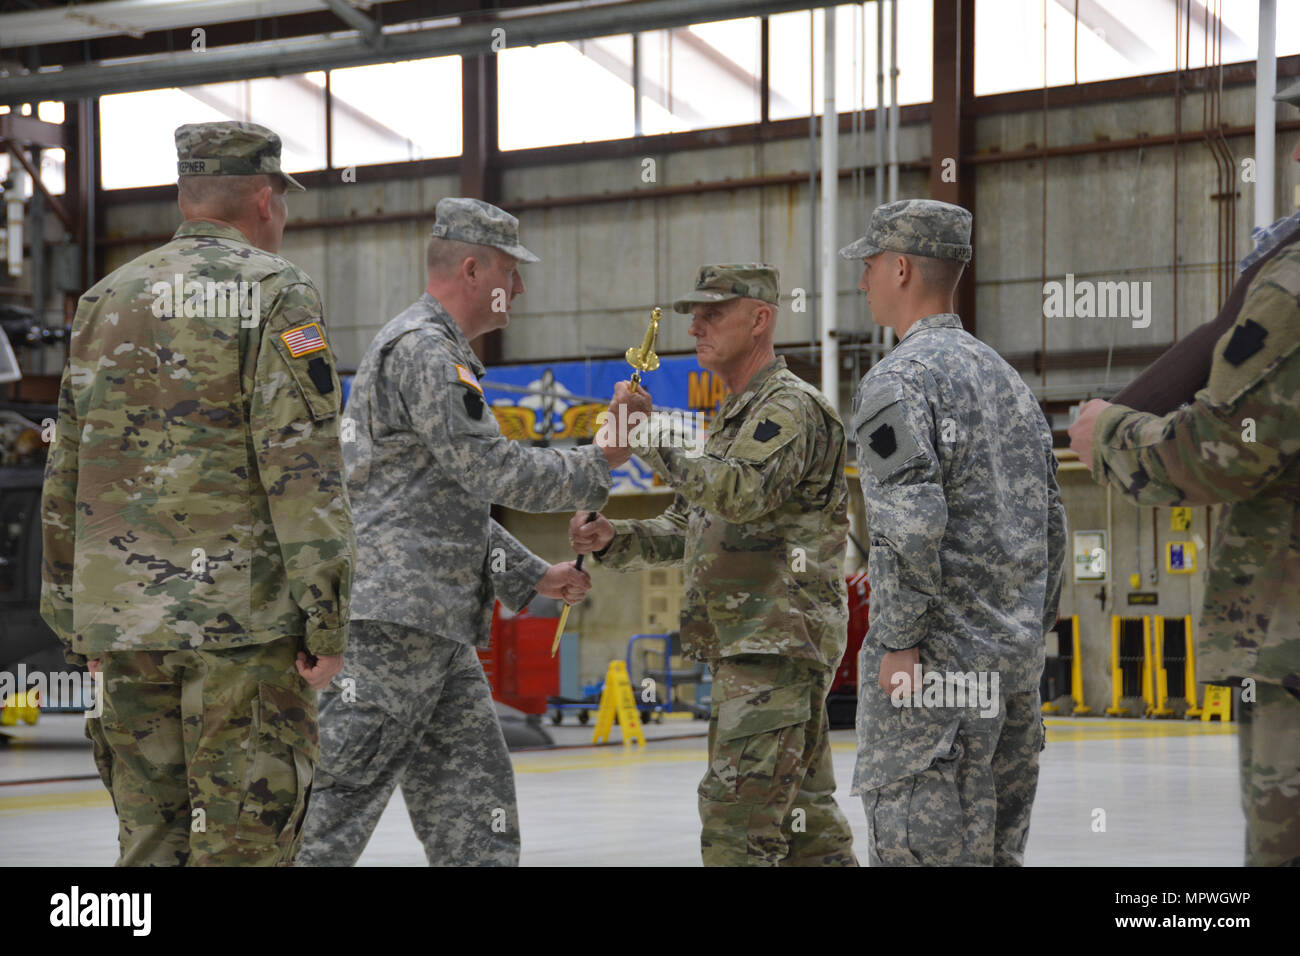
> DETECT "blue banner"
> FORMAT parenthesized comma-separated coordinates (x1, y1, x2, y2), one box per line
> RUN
(481, 355, 729, 495)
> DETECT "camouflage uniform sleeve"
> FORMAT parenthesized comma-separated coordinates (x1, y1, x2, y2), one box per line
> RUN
(489, 518, 550, 611)
(852, 369, 946, 651)
(39, 357, 85, 666)
(630, 393, 814, 525)
(249, 279, 355, 656)
(1091, 257, 1300, 506)
(1043, 439, 1068, 636)
(597, 494, 690, 571)
(390, 337, 611, 513)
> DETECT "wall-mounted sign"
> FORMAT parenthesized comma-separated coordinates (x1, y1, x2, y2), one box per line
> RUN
(1073, 530, 1108, 582)
(1127, 592, 1158, 605)
(1166, 541, 1197, 574)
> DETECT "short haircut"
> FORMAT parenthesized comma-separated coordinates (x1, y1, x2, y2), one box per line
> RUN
(426, 237, 500, 277)
(177, 174, 281, 220)
(905, 254, 966, 296)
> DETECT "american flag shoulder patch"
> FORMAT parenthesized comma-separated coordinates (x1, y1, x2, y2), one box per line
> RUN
(456, 364, 483, 394)
(280, 323, 328, 357)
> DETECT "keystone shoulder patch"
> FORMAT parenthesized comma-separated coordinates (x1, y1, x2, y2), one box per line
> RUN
(868, 423, 897, 459)
(752, 418, 782, 442)
(1222, 319, 1268, 366)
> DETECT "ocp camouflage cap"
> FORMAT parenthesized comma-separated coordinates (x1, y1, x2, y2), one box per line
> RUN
(838, 198, 972, 262)
(673, 263, 780, 313)
(175, 121, 304, 191)
(429, 197, 539, 263)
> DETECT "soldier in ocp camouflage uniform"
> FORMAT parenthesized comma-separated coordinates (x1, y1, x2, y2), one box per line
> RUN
(843, 201, 1067, 866)
(571, 264, 858, 867)
(40, 122, 354, 865)
(1069, 80, 1300, 867)
(298, 198, 615, 867)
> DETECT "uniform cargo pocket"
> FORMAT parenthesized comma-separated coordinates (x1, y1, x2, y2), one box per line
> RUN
(235, 681, 318, 846)
(84, 717, 114, 796)
(859, 717, 963, 866)
(704, 683, 812, 804)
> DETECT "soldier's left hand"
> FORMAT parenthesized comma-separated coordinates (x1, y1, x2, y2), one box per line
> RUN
(878, 646, 921, 696)
(536, 560, 593, 605)
(1068, 399, 1111, 472)
(296, 651, 344, 690)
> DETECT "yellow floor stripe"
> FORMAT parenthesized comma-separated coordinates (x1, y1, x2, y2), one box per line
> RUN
(0, 718, 1238, 810)
(0, 790, 111, 814)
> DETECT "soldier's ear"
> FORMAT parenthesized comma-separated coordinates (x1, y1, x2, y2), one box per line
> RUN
(253, 183, 275, 221)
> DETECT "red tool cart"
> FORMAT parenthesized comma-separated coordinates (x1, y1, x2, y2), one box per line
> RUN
(478, 604, 561, 716)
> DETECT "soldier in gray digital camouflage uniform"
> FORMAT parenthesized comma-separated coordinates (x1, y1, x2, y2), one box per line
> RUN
(843, 200, 1066, 866)
(571, 264, 857, 867)
(1069, 79, 1300, 866)
(297, 198, 618, 867)
(41, 122, 354, 865)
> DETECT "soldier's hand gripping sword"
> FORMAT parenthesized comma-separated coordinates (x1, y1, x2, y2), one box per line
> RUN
(552, 307, 662, 656)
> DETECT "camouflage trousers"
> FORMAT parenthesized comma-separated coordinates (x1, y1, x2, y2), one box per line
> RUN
(854, 650, 1043, 866)
(297, 621, 518, 866)
(1236, 680, 1300, 866)
(85, 634, 318, 866)
(699, 655, 858, 867)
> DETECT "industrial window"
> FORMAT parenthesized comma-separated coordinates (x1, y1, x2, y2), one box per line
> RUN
(974, 0, 1300, 95)
(769, 3, 934, 120)
(99, 72, 327, 190)
(497, 35, 634, 150)
(328, 57, 463, 167)
(0, 102, 65, 196)
(636, 18, 761, 135)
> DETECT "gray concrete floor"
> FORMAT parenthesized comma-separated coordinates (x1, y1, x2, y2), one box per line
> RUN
(0, 714, 1242, 866)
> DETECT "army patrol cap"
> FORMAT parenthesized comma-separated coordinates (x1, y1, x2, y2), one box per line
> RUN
(175, 121, 304, 192)
(429, 197, 539, 263)
(673, 263, 780, 314)
(838, 198, 972, 262)
(1277, 77, 1300, 107)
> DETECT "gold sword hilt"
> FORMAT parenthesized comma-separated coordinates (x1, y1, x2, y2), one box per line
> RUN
(625, 307, 662, 394)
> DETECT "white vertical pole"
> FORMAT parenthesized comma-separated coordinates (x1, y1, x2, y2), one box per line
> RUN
(821, 6, 839, 406)
(1256, 0, 1276, 229)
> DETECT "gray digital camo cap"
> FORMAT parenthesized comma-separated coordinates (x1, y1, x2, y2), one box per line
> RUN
(429, 197, 539, 263)
(673, 263, 780, 313)
(175, 121, 304, 191)
(838, 198, 972, 262)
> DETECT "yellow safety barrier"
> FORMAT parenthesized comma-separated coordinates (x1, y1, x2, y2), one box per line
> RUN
(591, 660, 646, 747)
(1107, 616, 1153, 716)
(1070, 615, 1090, 715)
(1150, 618, 1175, 716)
(1185, 618, 1202, 717)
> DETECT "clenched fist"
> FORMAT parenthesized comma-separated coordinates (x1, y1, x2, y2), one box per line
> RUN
(536, 560, 593, 605)
(569, 510, 615, 555)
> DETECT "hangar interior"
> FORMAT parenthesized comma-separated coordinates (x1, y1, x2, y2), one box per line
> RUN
(0, 0, 1296, 866)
